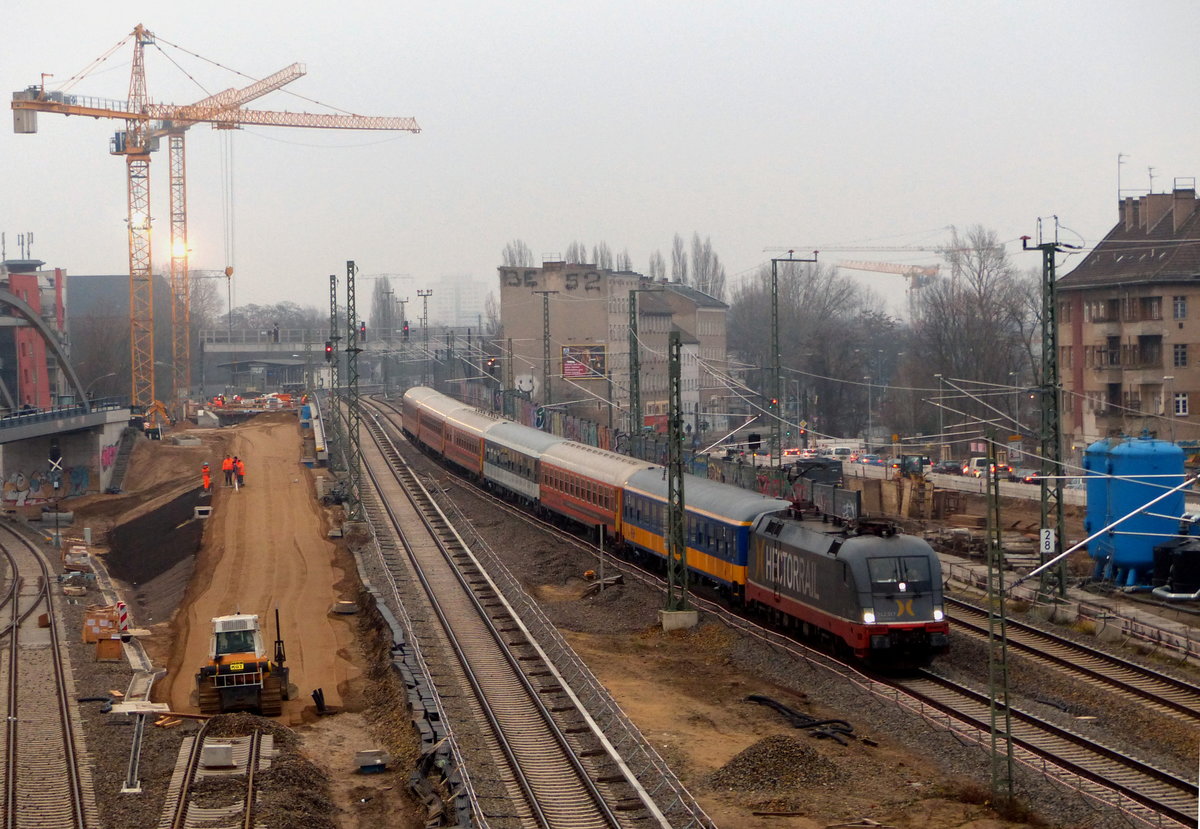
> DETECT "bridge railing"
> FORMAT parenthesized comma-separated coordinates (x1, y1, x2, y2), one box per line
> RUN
(0, 397, 128, 430)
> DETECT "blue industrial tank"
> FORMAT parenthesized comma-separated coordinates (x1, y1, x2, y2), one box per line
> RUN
(1083, 436, 1185, 586)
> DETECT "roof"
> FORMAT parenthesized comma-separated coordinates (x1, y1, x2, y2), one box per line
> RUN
(638, 291, 674, 315)
(1057, 190, 1200, 290)
(664, 281, 727, 309)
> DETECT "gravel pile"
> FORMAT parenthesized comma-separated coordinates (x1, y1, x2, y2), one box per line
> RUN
(255, 751, 338, 829)
(708, 734, 844, 791)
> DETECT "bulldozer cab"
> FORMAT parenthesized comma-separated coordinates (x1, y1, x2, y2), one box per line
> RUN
(211, 614, 264, 659)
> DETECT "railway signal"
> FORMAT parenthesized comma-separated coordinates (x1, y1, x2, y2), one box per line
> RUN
(324, 341, 333, 362)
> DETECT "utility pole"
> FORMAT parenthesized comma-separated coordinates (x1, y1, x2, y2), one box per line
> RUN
(984, 431, 1014, 808)
(417, 289, 433, 386)
(328, 273, 343, 472)
(381, 288, 394, 391)
(344, 260, 364, 521)
(934, 373, 944, 462)
(771, 252, 817, 492)
(665, 330, 689, 611)
(1023, 226, 1079, 599)
(533, 290, 558, 408)
(397, 297, 409, 391)
(628, 286, 663, 459)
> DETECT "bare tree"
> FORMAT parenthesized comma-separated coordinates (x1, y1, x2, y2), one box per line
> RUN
(689, 233, 727, 299)
(564, 241, 588, 264)
(908, 224, 1031, 427)
(671, 233, 688, 284)
(592, 242, 613, 270)
(727, 262, 887, 439)
(370, 276, 395, 340)
(647, 250, 666, 281)
(501, 239, 534, 267)
(615, 248, 632, 271)
(484, 291, 501, 338)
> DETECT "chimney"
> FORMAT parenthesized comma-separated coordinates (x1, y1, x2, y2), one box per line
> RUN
(1122, 196, 1136, 231)
(1173, 188, 1198, 233)
(1144, 193, 1173, 231)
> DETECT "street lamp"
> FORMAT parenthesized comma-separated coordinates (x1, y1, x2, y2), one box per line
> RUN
(84, 372, 119, 399)
(933, 373, 944, 461)
(864, 376, 873, 448)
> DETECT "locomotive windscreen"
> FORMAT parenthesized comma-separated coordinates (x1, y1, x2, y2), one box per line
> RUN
(867, 556, 933, 593)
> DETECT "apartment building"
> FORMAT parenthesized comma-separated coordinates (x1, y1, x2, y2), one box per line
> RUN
(1057, 182, 1200, 450)
(497, 261, 728, 436)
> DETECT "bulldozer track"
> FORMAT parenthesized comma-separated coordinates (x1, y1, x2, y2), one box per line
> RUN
(356, 400, 694, 828)
(0, 523, 96, 828)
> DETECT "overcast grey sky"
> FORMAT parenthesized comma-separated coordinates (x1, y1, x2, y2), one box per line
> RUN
(2, 2, 1197, 316)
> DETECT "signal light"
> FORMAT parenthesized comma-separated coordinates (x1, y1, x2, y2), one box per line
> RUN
(324, 340, 333, 362)
(402, 322, 410, 341)
(359, 321, 367, 341)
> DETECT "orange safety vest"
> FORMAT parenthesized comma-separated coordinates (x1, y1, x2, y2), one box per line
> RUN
(221, 457, 234, 472)
(235, 460, 245, 475)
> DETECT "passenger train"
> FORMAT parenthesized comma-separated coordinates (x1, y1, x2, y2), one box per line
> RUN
(399, 387, 949, 667)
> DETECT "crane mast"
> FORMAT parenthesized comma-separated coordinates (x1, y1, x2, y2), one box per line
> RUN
(11, 25, 420, 417)
(119, 24, 156, 410)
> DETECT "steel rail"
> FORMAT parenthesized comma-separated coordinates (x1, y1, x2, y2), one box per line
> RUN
(947, 595, 1200, 722)
(167, 718, 215, 829)
(361, 410, 621, 828)
(0, 523, 88, 829)
(899, 671, 1198, 826)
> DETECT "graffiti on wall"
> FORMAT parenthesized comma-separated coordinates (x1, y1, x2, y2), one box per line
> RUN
(2, 464, 93, 505)
(101, 442, 120, 470)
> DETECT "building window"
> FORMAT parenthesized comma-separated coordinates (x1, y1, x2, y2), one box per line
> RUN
(1175, 296, 1188, 320)
(1175, 344, 1188, 368)
(1175, 392, 1189, 417)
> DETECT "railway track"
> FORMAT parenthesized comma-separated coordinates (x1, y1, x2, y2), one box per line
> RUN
(0, 522, 94, 829)
(162, 721, 267, 829)
(947, 596, 1200, 723)
(895, 672, 1199, 827)
(359, 405, 687, 828)
(362, 395, 1200, 828)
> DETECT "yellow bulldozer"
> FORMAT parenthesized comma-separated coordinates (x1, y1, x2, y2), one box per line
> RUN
(196, 609, 289, 716)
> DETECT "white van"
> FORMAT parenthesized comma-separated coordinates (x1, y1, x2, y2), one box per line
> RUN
(831, 447, 854, 461)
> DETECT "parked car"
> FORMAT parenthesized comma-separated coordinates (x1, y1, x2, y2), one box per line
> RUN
(1009, 467, 1039, 484)
(963, 457, 997, 477)
(931, 460, 961, 475)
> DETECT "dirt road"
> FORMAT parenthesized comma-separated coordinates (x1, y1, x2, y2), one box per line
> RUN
(155, 414, 361, 723)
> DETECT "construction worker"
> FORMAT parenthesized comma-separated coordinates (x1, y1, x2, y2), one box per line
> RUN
(235, 456, 245, 488)
(221, 455, 234, 486)
(201, 462, 212, 494)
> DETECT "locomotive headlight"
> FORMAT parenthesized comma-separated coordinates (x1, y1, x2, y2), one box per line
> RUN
(898, 582, 907, 592)
(862, 609, 876, 624)
(933, 608, 944, 622)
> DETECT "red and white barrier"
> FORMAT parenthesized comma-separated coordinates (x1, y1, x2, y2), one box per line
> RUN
(117, 601, 130, 641)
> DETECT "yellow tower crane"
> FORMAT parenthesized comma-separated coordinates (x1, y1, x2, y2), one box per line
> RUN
(11, 24, 421, 421)
(835, 260, 940, 292)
